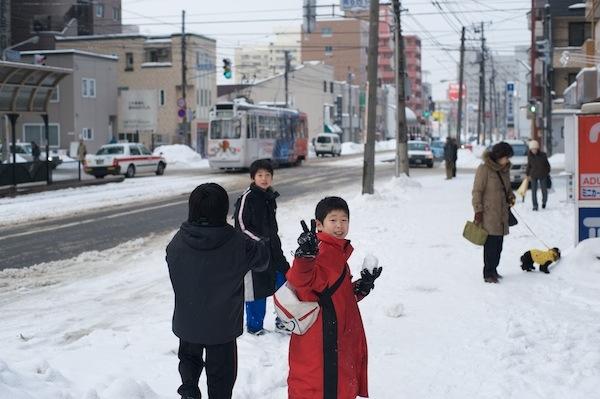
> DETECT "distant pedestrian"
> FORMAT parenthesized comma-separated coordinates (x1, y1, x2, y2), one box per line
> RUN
(234, 159, 289, 335)
(109, 136, 117, 144)
(472, 142, 516, 283)
(452, 137, 458, 177)
(31, 141, 41, 162)
(444, 136, 458, 179)
(77, 139, 87, 163)
(526, 140, 551, 211)
(166, 183, 269, 399)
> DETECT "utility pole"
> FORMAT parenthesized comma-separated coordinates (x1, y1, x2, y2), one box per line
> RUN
(362, 0, 379, 194)
(347, 68, 353, 142)
(181, 10, 188, 145)
(531, 0, 539, 142)
(392, 0, 409, 176)
(477, 22, 486, 145)
(284, 50, 290, 107)
(544, 1, 553, 156)
(456, 26, 466, 146)
(489, 56, 496, 143)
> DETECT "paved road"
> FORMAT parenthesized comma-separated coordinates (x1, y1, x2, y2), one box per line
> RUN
(0, 155, 445, 270)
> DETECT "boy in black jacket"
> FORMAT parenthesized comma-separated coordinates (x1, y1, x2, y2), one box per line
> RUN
(167, 183, 269, 399)
(234, 159, 290, 335)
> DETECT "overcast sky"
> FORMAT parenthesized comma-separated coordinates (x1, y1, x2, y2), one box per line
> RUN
(122, 0, 530, 99)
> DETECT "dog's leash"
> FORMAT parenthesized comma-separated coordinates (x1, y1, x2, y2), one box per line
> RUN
(511, 207, 552, 249)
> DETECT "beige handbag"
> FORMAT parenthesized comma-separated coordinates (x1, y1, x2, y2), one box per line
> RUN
(463, 221, 488, 246)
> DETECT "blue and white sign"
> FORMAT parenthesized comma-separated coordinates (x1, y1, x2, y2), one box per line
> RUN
(506, 81, 515, 128)
(341, 0, 369, 11)
(578, 207, 600, 241)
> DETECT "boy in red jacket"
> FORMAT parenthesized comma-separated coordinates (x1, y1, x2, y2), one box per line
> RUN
(286, 197, 383, 399)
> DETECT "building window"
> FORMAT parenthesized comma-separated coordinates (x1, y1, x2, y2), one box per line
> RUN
(321, 27, 333, 37)
(159, 89, 166, 106)
(112, 7, 120, 20)
(144, 48, 171, 63)
(96, 4, 104, 18)
(82, 78, 96, 98)
(330, 82, 334, 93)
(23, 124, 60, 147)
(568, 22, 591, 47)
(324, 46, 333, 56)
(567, 72, 578, 86)
(82, 127, 93, 141)
(50, 85, 59, 103)
(125, 52, 134, 71)
(323, 80, 327, 92)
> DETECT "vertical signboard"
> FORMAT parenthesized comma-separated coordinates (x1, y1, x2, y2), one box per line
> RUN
(575, 113, 600, 243)
(120, 89, 158, 133)
(506, 81, 515, 128)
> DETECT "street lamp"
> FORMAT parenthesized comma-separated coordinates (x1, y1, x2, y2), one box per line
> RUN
(2, 36, 39, 61)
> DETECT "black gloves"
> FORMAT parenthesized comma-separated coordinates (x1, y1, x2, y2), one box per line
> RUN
(294, 220, 319, 258)
(354, 267, 383, 297)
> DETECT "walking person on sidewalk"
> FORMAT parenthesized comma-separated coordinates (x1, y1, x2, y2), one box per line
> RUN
(526, 140, 551, 211)
(472, 142, 516, 284)
(234, 159, 290, 335)
(444, 136, 458, 179)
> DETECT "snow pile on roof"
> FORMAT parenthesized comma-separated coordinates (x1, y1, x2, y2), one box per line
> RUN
(153, 144, 208, 169)
(549, 153, 565, 169)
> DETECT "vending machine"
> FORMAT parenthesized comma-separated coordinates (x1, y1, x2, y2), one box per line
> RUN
(576, 103, 600, 243)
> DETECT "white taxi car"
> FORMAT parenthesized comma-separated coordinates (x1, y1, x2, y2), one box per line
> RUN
(84, 143, 167, 178)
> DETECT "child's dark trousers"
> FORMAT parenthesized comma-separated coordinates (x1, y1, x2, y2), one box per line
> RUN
(177, 339, 237, 399)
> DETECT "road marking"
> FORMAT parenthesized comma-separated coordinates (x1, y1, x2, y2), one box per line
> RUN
(0, 200, 188, 241)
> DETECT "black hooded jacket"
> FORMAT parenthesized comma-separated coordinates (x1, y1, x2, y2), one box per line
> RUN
(166, 221, 269, 345)
(234, 184, 290, 301)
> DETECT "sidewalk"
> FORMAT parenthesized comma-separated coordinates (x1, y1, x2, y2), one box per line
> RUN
(0, 176, 125, 198)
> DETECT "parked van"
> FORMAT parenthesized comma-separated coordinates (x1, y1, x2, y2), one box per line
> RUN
(314, 133, 342, 157)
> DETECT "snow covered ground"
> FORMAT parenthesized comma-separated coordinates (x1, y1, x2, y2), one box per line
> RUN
(1, 169, 599, 399)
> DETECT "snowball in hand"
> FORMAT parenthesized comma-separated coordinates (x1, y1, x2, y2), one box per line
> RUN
(362, 254, 379, 272)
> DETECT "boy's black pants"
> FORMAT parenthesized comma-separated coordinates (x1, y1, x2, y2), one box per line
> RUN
(177, 339, 237, 399)
(483, 235, 504, 278)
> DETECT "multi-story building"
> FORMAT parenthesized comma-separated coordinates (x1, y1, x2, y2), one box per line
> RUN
(0, 0, 9, 54)
(55, 33, 216, 153)
(301, 19, 369, 85)
(234, 27, 301, 84)
(378, 6, 395, 85)
(11, 0, 122, 51)
(404, 35, 423, 116)
(16, 49, 118, 155)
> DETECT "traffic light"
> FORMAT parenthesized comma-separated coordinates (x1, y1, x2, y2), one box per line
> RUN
(222, 58, 232, 79)
(528, 100, 537, 114)
(422, 110, 431, 118)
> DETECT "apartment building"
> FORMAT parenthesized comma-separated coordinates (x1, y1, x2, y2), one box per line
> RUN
(55, 33, 216, 152)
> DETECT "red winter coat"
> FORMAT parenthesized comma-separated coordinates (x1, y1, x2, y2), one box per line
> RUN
(286, 232, 368, 399)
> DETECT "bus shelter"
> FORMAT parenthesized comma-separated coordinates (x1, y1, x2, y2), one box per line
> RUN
(0, 61, 71, 189)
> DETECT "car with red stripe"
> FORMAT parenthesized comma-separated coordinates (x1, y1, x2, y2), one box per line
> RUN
(84, 143, 166, 179)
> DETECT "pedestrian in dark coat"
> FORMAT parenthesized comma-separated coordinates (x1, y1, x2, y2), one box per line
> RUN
(234, 159, 290, 334)
(31, 141, 41, 162)
(444, 136, 458, 179)
(167, 183, 269, 399)
(526, 140, 551, 211)
(472, 142, 516, 283)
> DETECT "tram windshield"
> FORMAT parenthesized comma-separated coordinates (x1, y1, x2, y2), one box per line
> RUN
(210, 119, 241, 139)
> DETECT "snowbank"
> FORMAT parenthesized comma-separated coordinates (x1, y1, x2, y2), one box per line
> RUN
(1, 154, 27, 164)
(340, 140, 396, 156)
(153, 144, 209, 169)
(549, 153, 565, 169)
(456, 148, 482, 169)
